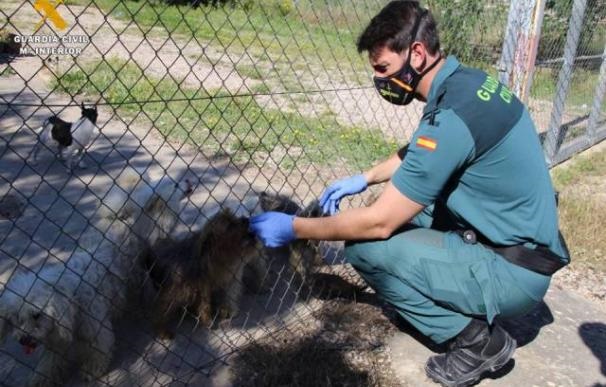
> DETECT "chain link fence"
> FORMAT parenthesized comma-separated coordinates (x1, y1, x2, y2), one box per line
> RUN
(0, 0, 604, 385)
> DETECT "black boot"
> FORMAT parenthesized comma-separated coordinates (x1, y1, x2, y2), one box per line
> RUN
(425, 318, 516, 387)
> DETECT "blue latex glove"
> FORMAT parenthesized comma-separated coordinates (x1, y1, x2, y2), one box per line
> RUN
(249, 211, 296, 248)
(319, 174, 367, 215)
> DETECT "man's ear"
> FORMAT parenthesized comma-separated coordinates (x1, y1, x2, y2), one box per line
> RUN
(409, 41, 427, 72)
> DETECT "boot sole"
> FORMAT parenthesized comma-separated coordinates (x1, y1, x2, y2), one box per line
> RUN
(424, 334, 517, 387)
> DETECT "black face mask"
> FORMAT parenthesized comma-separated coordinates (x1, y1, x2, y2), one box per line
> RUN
(373, 10, 441, 106)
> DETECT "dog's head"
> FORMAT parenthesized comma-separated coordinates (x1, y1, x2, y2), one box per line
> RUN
(259, 191, 302, 215)
(300, 199, 323, 218)
(132, 175, 193, 244)
(259, 192, 323, 218)
(100, 169, 193, 245)
(0, 273, 74, 355)
(195, 208, 259, 264)
(80, 102, 98, 125)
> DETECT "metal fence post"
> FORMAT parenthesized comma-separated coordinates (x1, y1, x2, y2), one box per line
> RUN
(498, 0, 545, 103)
(586, 43, 606, 142)
(543, 0, 588, 165)
(518, 0, 546, 103)
(498, 0, 521, 87)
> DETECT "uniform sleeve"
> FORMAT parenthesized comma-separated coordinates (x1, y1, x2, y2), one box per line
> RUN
(392, 110, 475, 206)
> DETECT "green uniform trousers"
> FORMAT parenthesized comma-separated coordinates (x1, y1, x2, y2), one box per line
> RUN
(344, 207, 551, 343)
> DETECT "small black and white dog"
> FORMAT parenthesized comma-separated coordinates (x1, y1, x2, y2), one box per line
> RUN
(30, 103, 99, 171)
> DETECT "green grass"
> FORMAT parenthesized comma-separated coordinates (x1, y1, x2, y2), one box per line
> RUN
(50, 57, 397, 169)
(0, 66, 15, 77)
(552, 147, 606, 187)
(531, 67, 602, 109)
(236, 64, 265, 80)
(551, 147, 606, 272)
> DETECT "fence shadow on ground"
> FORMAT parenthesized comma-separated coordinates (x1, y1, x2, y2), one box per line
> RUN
(231, 297, 394, 387)
(1, 94, 307, 385)
(233, 335, 373, 387)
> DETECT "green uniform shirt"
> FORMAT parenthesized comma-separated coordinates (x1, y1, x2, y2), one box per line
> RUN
(392, 56, 568, 259)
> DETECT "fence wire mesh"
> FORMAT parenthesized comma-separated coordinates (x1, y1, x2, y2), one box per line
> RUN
(0, 0, 604, 385)
(530, 0, 606, 164)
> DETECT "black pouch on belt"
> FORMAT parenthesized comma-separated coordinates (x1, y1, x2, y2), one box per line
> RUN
(455, 230, 569, 276)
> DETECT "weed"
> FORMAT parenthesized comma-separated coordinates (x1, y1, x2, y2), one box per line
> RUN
(0, 66, 15, 77)
(552, 147, 606, 272)
(552, 148, 606, 187)
(236, 64, 264, 80)
(531, 67, 604, 109)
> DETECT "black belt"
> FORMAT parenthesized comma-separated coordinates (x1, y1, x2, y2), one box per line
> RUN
(455, 230, 569, 276)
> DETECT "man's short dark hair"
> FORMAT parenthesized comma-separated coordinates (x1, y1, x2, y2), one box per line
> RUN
(357, 1, 440, 58)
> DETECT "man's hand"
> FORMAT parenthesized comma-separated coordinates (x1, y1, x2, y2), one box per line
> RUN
(249, 211, 296, 248)
(319, 174, 368, 215)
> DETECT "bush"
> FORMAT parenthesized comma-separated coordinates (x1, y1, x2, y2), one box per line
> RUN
(161, 0, 294, 14)
(160, 0, 237, 7)
(277, 0, 294, 16)
(425, 0, 484, 62)
(236, 0, 255, 11)
(539, 0, 606, 60)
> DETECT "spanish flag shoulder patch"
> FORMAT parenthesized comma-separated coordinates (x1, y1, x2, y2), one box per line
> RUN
(416, 136, 437, 151)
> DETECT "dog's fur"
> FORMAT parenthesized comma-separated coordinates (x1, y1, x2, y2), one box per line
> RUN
(0, 31, 21, 56)
(143, 208, 263, 338)
(31, 103, 99, 171)
(0, 169, 191, 386)
(259, 192, 324, 284)
(259, 192, 371, 301)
